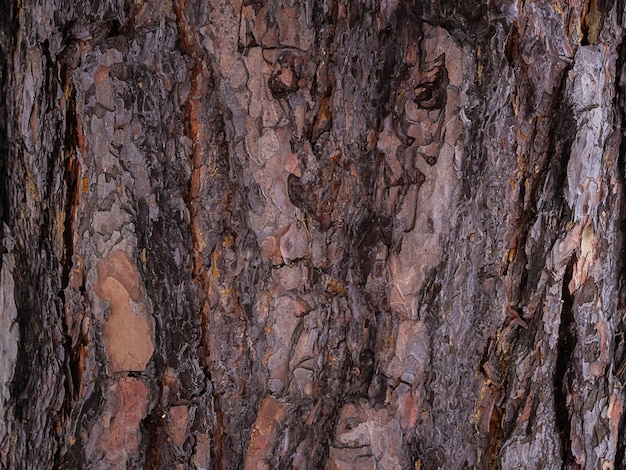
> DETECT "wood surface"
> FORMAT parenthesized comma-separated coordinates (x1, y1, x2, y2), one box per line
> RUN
(1, 0, 625, 468)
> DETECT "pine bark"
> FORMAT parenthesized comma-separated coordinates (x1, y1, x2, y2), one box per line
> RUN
(1, 0, 626, 469)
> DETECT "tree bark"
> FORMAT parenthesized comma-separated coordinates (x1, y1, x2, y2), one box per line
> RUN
(2, 0, 626, 468)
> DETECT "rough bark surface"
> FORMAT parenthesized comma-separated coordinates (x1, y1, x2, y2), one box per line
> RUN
(2, 0, 626, 469)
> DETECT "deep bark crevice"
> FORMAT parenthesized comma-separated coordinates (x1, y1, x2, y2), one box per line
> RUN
(615, 321, 626, 467)
(58, 59, 84, 425)
(554, 255, 577, 465)
(581, 0, 606, 46)
(613, 2, 626, 465)
(0, 0, 10, 243)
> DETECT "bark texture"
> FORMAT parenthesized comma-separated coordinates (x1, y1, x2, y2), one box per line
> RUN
(2, 0, 626, 468)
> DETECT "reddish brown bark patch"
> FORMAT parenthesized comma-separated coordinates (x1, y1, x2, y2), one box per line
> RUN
(86, 377, 150, 467)
(95, 250, 154, 374)
(244, 397, 286, 469)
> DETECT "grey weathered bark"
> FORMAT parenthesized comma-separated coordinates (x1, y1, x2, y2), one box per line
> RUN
(1, 0, 626, 468)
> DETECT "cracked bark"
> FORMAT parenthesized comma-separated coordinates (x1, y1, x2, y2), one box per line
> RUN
(2, 1, 626, 469)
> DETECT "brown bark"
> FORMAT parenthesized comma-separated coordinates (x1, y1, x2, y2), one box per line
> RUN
(1, 0, 626, 469)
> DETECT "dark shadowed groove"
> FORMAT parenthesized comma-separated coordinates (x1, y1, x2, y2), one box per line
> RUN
(0, 0, 9, 243)
(554, 256, 576, 465)
(613, 1, 626, 466)
(173, 0, 269, 466)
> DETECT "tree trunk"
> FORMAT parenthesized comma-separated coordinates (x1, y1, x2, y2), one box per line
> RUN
(2, 0, 626, 468)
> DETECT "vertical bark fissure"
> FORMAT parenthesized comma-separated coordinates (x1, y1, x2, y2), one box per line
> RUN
(0, 0, 10, 240)
(172, 3, 227, 467)
(59, 60, 82, 421)
(175, 1, 270, 466)
(554, 255, 577, 465)
(8, 17, 71, 468)
(581, 0, 606, 46)
(607, 5, 626, 468)
(614, 6, 626, 463)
